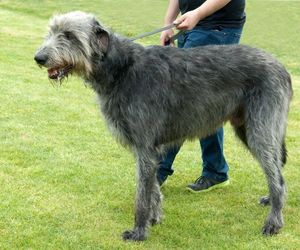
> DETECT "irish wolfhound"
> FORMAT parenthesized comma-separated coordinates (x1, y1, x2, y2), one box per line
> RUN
(34, 11, 292, 241)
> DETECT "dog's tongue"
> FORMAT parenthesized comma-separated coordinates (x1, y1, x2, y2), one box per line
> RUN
(48, 68, 59, 79)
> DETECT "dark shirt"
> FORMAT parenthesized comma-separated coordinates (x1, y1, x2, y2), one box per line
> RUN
(179, 0, 246, 28)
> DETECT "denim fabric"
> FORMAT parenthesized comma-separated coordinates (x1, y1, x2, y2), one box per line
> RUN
(157, 26, 243, 182)
(178, 27, 242, 48)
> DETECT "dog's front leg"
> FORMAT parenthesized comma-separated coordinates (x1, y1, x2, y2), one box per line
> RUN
(122, 148, 157, 241)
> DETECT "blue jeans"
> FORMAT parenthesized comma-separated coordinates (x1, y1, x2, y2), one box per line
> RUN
(157, 26, 243, 182)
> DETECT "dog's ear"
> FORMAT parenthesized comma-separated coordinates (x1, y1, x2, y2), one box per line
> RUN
(92, 20, 109, 54)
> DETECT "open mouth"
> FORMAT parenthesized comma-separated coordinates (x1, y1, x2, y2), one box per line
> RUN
(47, 65, 73, 81)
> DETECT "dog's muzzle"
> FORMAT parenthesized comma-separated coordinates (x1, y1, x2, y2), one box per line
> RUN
(34, 53, 48, 66)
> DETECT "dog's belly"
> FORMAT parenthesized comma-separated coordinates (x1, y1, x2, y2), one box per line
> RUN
(158, 104, 245, 145)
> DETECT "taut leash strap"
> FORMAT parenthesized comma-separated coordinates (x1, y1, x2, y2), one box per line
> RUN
(129, 23, 184, 43)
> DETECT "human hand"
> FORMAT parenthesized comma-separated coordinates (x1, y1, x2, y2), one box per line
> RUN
(160, 29, 175, 46)
(174, 10, 201, 30)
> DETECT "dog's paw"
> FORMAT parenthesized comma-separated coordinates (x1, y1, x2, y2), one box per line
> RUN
(150, 217, 162, 226)
(122, 228, 146, 241)
(262, 224, 281, 236)
(262, 217, 283, 236)
(259, 196, 270, 206)
(149, 211, 163, 226)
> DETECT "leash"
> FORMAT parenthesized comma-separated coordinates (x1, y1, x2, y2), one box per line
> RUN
(129, 23, 184, 43)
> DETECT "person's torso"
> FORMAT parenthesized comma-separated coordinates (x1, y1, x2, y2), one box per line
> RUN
(179, 0, 246, 28)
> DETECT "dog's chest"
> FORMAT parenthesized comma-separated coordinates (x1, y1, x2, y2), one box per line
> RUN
(98, 94, 132, 146)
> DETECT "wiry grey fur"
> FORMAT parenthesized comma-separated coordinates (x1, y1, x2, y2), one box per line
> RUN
(34, 11, 293, 241)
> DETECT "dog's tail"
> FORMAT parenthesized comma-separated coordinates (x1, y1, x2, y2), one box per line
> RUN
(281, 141, 287, 167)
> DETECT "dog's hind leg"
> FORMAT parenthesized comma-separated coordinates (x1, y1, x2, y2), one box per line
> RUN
(236, 124, 288, 207)
(259, 140, 287, 206)
(247, 131, 286, 235)
(122, 147, 158, 241)
(257, 147, 285, 235)
(245, 95, 288, 235)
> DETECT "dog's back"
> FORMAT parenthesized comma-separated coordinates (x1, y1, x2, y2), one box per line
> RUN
(114, 43, 292, 145)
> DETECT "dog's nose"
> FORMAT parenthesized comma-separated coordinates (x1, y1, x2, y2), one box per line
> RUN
(34, 53, 48, 65)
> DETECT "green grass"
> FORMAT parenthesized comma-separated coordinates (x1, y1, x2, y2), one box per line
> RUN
(0, 0, 299, 249)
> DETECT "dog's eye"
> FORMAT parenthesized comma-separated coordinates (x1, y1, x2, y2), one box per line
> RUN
(64, 31, 74, 40)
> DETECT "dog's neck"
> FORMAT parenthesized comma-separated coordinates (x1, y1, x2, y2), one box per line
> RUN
(86, 35, 143, 95)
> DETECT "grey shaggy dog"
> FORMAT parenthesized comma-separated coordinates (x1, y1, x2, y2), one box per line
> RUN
(34, 11, 293, 241)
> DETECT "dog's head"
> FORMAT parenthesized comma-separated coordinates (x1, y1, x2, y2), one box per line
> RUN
(34, 11, 109, 81)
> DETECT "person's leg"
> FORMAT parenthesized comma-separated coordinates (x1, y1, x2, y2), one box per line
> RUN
(155, 33, 189, 186)
(184, 27, 243, 191)
(156, 144, 181, 185)
(187, 127, 230, 192)
(200, 27, 243, 180)
(200, 127, 228, 181)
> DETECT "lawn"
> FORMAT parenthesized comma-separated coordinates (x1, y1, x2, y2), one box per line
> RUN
(0, 0, 299, 249)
